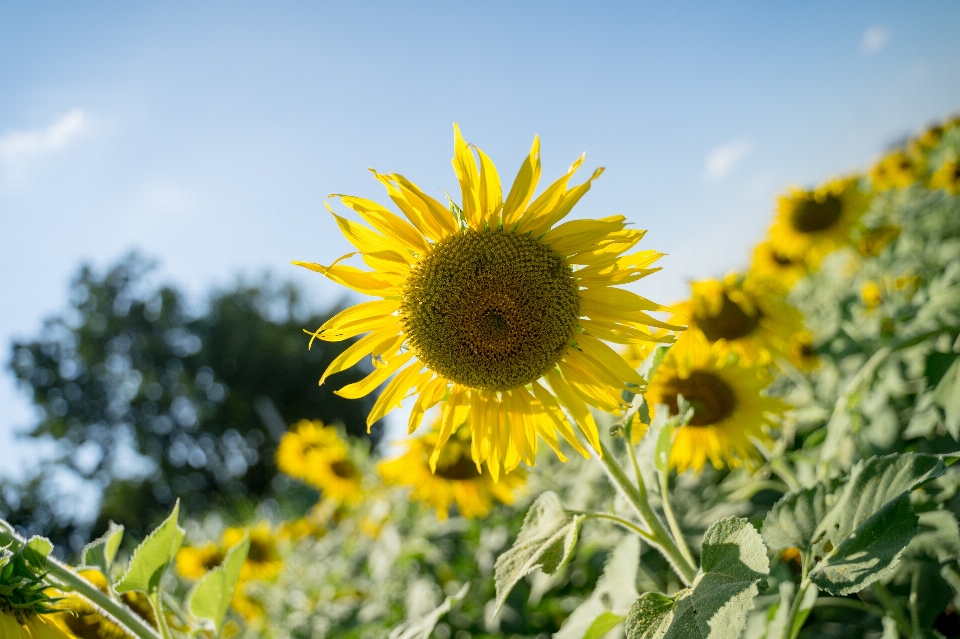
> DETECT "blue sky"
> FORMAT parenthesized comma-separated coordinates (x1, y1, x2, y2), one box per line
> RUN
(3, 1, 960, 475)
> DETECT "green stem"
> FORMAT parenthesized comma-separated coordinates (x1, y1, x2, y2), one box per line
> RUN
(909, 567, 921, 635)
(149, 591, 173, 639)
(782, 578, 812, 639)
(769, 457, 802, 493)
(658, 464, 697, 571)
(569, 510, 656, 542)
(595, 439, 698, 585)
(814, 597, 887, 619)
(872, 582, 912, 636)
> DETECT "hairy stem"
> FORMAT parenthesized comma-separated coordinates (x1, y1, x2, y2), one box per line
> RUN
(149, 591, 174, 639)
(595, 439, 698, 584)
(658, 465, 697, 571)
(569, 510, 656, 542)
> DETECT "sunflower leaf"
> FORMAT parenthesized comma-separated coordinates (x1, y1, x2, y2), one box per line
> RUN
(81, 521, 124, 576)
(115, 501, 184, 595)
(932, 356, 960, 438)
(188, 534, 249, 634)
(22, 536, 54, 571)
(625, 517, 770, 639)
(493, 491, 583, 615)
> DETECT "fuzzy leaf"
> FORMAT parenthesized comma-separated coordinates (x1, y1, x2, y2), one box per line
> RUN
(82, 522, 124, 575)
(906, 510, 960, 564)
(933, 356, 960, 438)
(582, 612, 627, 639)
(625, 517, 769, 639)
(189, 535, 249, 634)
(22, 536, 54, 570)
(762, 478, 842, 552)
(115, 501, 184, 595)
(494, 492, 583, 614)
(387, 583, 470, 639)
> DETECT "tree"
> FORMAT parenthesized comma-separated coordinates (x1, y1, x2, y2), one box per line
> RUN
(4, 253, 378, 549)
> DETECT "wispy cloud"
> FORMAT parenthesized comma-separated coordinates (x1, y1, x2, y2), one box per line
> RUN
(0, 109, 86, 163)
(861, 26, 890, 55)
(704, 138, 752, 181)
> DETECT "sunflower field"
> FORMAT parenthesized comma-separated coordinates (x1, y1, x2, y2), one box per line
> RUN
(3, 113, 960, 639)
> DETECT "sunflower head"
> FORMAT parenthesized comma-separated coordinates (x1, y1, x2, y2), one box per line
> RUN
(298, 125, 677, 477)
(674, 274, 802, 365)
(0, 546, 62, 627)
(176, 543, 224, 580)
(224, 523, 282, 582)
(929, 159, 960, 195)
(869, 149, 925, 191)
(645, 331, 786, 473)
(749, 241, 807, 290)
(276, 420, 365, 504)
(768, 177, 871, 265)
(378, 426, 525, 520)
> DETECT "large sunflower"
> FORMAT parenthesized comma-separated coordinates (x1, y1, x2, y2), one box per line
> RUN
(276, 419, 364, 504)
(378, 426, 525, 520)
(297, 125, 676, 478)
(672, 274, 803, 366)
(645, 331, 786, 473)
(768, 176, 871, 265)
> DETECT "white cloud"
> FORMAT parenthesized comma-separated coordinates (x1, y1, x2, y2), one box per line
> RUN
(0, 109, 86, 162)
(704, 138, 752, 181)
(861, 26, 890, 55)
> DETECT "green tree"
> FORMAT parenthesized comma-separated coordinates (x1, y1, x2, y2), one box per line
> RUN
(4, 253, 377, 549)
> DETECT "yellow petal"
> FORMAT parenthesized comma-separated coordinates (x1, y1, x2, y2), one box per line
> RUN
(336, 193, 429, 255)
(541, 216, 625, 255)
(315, 299, 400, 335)
(502, 135, 542, 229)
(452, 123, 482, 230)
(367, 363, 430, 428)
(407, 375, 448, 434)
(576, 334, 646, 386)
(546, 369, 601, 452)
(514, 154, 583, 236)
(474, 144, 503, 228)
(319, 329, 403, 385)
(334, 351, 414, 400)
(530, 381, 589, 457)
(392, 174, 459, 238)
(580, 287, 664, 313)
(329, 207, 407, 256)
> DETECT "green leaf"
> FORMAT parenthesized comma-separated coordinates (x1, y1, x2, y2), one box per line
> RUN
(188, 535, 249, 634)
(762, 478, 843, 552)
(906, 510, 960, 563)
(22, 536, 54, 570)
(494, 491, 583, 615)
(925, 351, 959, 387)
(583, 612, 627, 639)
(115, 501, 184, 595)
(933, 356, 960, 438)
(81, 521, 124, 576)
(386, 583, 470, 639)
(625, 517, 769, 639)
(554, 536, 640, 639)
(763, 453, 953, 597)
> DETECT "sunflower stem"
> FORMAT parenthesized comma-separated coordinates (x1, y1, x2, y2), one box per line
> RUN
(595, 439, 698, 585)
(0, 520, 163, 639)
(149, 590, 174, 639)
(657, 464, 698, 571)
(567, 510, 656, 543)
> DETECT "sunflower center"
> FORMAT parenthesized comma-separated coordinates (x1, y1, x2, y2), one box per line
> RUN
(401, 228, 580, 391)
(434, 450, 482, 481)
(247, 540, 273, 564)
(695, 293, 760, 342)
(329, 459, 360, 480)
(790, 194, 843, 233)
(771, 249, 795, 267)
(662, 371, 737, 426)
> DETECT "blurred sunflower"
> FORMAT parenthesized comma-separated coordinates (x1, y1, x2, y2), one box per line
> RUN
(749, 241, 807, 290)
(869, 149, 925, 191)
(297, 125, 677, 478)
(672, 275, 803, 365)
(176, 542, 224, 580)
(768, 176, 871, 265)
(0, 614, 75, 639)
(276, 419, 364, 505)
(379, 426, 525, 520)
(52, 571, 156, 639)
(646, 331, 786, 473)
(224, 523, 282, 582)
(929, 159, 960, 195)
(786, 331, 820, 371)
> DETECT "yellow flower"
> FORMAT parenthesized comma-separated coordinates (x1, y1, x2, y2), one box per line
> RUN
(645, 331, 786, 473)
(278, 517, 325, 542)
(749, 241, 807, 290)
(869, 149, 925, 191)
(768, 176, 871, 266)
(861, 281, 883, 309)
(224, 523, 282, 583)
(297, 125, 676, 478)
(1, 613, 76, 639)
(786, 331, 820, 372)
(379, 427, 526, 520)
(276, 420, 365, 504)
(175, 542, 224, 580)
(929, 159, 960, 195)
(672, 274, 804, 366)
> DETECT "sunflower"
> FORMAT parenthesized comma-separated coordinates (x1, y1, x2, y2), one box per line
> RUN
(297, 125, 676, 478)
(748, 241, 807, 290)
(768, 176, 871, 265)
(379, 426, 525, 520)
(929, 159, 960, 195)
(671, 274, 803, 366)
(176, 542, 224, 580)
(0, 546, 75, 639)
(276, 419, 365, 504)
(869, 149, 925, 191)
(224, 523, 283, 583)
(645, 331, 786, 473)
(785, 330, 820, 371)
(0, 614, 76, 639)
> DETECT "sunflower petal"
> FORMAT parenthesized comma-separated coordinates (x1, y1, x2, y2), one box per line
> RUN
(335, 351, 413, 400)
(452, 123, 482, 230)
(502, 135, 542, 229)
